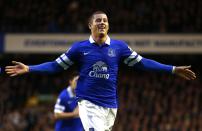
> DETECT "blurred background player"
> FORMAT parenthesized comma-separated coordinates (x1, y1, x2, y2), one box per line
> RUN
(54, 73, 83, 131)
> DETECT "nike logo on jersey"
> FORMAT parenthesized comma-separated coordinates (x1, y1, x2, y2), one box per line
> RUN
(83, 52, 90, 55)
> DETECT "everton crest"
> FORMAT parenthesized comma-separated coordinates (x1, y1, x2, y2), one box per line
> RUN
(108, 48, 116, 57)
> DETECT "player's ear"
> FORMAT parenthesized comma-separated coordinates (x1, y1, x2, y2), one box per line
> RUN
(88, 23, 92, 29)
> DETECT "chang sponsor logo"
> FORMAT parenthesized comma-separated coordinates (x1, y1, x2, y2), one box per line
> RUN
(89, 61, 110, 79)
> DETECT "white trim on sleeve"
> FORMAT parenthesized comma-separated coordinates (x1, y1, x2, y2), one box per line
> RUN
(54, 109, 63, 113)
(124, 51, 138, 64)
(56, 58, 69, 70)
(128, 55, 142, 66)
(61, 54, 74, 65)
(124, 51, 142, 66)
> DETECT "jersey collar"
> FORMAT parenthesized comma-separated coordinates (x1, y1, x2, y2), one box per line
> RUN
(89, 35, 110, 45)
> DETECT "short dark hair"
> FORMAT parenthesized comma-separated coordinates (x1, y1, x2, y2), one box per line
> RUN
(88, 11, 106, 24)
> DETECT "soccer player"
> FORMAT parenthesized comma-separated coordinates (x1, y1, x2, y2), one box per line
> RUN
(5, 11, 196, 131)
(54, 73, 83, 131)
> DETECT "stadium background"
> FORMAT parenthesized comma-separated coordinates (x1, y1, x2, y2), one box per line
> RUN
(0, 0, 202, 131)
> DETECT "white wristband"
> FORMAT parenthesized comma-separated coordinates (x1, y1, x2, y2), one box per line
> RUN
(172, 66, 176, 74)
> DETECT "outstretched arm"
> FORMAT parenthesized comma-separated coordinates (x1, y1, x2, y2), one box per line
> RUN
(134, 58, 196, 80)
(134, 58, 174, 73)
(5, 61, 63, 76)
(120, 41, 196, 80)
(5, 42, 80, 77)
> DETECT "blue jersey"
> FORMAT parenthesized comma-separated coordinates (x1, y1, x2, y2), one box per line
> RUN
(55, 36, 142, 108)
(29, 36, 173, 108)
(54, 87, 83, 131)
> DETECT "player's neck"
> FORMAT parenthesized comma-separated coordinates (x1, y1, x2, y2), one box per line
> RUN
(70, 87, 76, 95)
(92, 34, 107, 45)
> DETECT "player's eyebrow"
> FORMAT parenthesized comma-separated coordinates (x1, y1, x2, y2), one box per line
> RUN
(95, 17, 108, 22)
(95, 18, 102, 22)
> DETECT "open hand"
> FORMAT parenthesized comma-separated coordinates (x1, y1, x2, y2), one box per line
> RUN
(174, 66, 196, 80)
(5, 61, 29, 76)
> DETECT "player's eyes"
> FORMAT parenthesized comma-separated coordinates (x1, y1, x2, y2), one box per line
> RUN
(103, 19, 108, 22)
(95, 19, 102, 22)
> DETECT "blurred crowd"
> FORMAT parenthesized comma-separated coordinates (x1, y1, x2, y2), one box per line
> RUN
(0, 54, 201, 131)
(0, 72, 66, 131)
(0, 0, 202, 33)
(114, 72, 202, 131)
(0, 106, 54, 131)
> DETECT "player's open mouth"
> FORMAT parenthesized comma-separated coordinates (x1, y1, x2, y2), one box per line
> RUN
(98, 28, 106, 33)
(98, 24, 106, 29)
(98, 29, 105, 33)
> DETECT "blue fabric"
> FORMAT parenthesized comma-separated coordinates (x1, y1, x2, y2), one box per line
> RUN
(28, 36, 174, 108)
(56, 39, 135, 108)
(134, 58, 173, 73)
(29, 61, 63, 73)
(55, 88, 83, 131)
